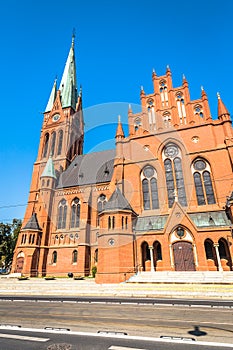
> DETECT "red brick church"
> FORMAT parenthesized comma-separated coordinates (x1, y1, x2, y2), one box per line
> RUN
(12, 37, 233, 283)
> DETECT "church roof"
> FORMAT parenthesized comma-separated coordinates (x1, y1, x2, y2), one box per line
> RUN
(41, 156, 56, 179)
(103, 187, 134, 212)
(189, 211, 231, 228)
(135, 215, 168, 231)
(217, 92, 230, 118)
(57, 149, 115, 188)
(45, 79, 57, 113)
(59, 35, 77, 109)
(22, 213, 42, 231)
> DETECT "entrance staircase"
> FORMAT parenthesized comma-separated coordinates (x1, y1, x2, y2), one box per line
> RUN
(127, 271, 233, 284)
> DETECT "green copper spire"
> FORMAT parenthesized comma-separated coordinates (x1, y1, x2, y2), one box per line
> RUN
(41, 156, 57, 179)
(45, 78, 57, 112)
(59, 35, 77, 109)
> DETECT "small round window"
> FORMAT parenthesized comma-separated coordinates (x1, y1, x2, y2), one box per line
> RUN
(143, 166, 155, 178)
(194, 160, 206, 171)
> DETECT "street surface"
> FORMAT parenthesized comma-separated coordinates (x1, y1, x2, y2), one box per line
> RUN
(0, 328, 233, 350)
(0, 297, 232, 347)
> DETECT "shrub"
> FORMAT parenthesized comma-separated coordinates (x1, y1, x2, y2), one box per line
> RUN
(92, 265, 97, 278)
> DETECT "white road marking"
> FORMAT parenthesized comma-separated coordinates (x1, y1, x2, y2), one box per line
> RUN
(0, 333, 49, 342)
(1, 326, 233, 348)
(108, 346, 148, 350)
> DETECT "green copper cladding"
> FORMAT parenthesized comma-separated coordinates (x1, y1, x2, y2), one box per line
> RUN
(59, 35, 78, 109)
(41, 156, 57, 179)
(45, 78, 57, 112)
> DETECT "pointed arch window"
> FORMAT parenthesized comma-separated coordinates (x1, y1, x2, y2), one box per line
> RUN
(108, 216, 115, 230)
(97, 194, 106, 226)
(159, 80, 168, 106)
(194, 104, 204, 119)
(68, 132, 75, 160)
(163, 143, 187, 208)
(163, 112, 171, 128)
(57, 130, 63, 155)
(50, 131, 56, 156)
(204, 239, 215, 259)
(42, 133, 49, 158)
(52, 251, 57, 264)
(72, 250, 78, 263)
(176, 92, 186, 124)
(70, 198, 80, 228)
(147, 99, 156, 131)
(57, 199, 67, 229)
(192, 159, 216, 205)
(141, 166, 159, 210)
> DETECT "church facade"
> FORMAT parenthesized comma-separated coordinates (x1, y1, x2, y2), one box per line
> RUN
(12, 38, 233, 283)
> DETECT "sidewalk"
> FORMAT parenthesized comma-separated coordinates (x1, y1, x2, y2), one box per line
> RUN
(0, 277, 233, 299)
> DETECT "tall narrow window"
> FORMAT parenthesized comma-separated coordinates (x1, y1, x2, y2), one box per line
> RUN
(141, 166, 159, 210)
(69, 132, 76, 160)
(72, 250, 78, 263)
(176, 92, 186, 124)
(57, 199, 67, 229)
(97, 194, 107, 226)
(50, 131, 56, 156)
(122, 216, 124, 229)
(147, 99, 156, 131)
(192, 159, 216, 205)
(57, 130, 63, 155)
(163, 143, 187, 207)
(70, 198, 80, 228)
(94, 249, 98, 263)
(43, 133, 49, 158)
(163, 112, 171, 128)
(52, 251, 57, 264)
(108, 216, 111, 229)
(159, 80, 168, 107)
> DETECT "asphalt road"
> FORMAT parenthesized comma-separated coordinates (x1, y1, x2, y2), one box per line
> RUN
(0, 328, 233, 350)
(0, 298, 232, 345)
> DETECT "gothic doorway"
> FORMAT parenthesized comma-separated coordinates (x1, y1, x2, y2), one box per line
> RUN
(173, 241, 196, 271)
(16, 257, 24, 273)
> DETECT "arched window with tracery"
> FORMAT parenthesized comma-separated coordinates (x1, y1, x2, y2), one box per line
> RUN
(141, 165, 159, 210)
(176, 92, 186, 124)
(192, 159, 216, 205)
(194, 104, 204, 119)
(57, 130, 63, 155)
(50, 131, 56, 156)
(159, 80, 168, 107)
(70, 198, 80, 228)
(163, 143, 187, 208)
(42, 133, 49, 158)
(57, 199, 67, 229)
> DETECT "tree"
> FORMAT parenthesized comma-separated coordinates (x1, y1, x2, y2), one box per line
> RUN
(0, 219, 21, 270)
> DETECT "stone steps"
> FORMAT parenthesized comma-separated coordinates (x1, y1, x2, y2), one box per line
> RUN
(127, 271, 233, 283)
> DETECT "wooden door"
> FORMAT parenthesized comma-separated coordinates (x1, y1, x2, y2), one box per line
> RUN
(16, 257, 24, 273)
(173, 241, 196, 271)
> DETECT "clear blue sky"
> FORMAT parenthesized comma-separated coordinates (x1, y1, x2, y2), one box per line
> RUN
(0, 0, 233, 222)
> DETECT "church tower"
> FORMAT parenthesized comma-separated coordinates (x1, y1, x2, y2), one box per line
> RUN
(12, 36, 83, 275)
